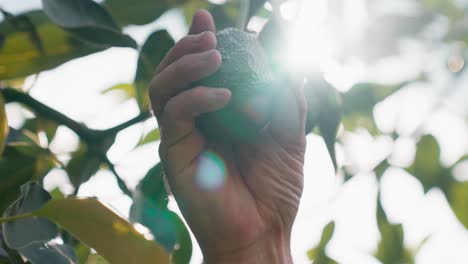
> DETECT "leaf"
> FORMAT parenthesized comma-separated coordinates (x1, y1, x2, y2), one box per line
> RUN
(169, 212, 192, 264)
(65, 144, 102, 188)
(137, 128, 160, 147)
(74, 242, 90, 264)
(340, 82, 408, 133)
(130, 163, 191, 263)
(0, 10, 102, 80)
(86, 254, 109, 264)
(2, 182, 58, 249)
(104, 0, 187, 26)
(20, 242, 76, 264)
(0, 93, 8, 155)
(375, 197, 413, 264)
(446, 181, 468, 228)
(248, 0, 268, 22)
(306, 72, 341, 172)
(0, 228, 25, 264)
(102, 83, 136, 102)
(42, 0, 136, 48)
(406, 135, 447, 193)
(307, 221, 337, 264)
(0, 144, 57, 213)
(35, 198, 170, 264)
(420, 0, 464, 20)
(130, 163, 168, 216)
(135, 30, 174, 110)
(446, 17, 468, 45)
(22, 117, 59, 145)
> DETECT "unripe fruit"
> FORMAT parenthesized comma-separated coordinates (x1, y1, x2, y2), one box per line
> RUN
(195, 28, 275, 141)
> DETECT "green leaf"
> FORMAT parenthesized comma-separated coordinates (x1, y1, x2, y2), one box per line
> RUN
(22, 117, 59, 145)
(74, 242, 90, 264)
(169, 212, 192, 264)
(2, 182, 58, 249)
(446, 181, 468, 228)
(0, 94, 8, 155)
(307, 221, 337, 264)
(0, 144, 57, 213)
(135, 30, 174, 110)
(86, 254, 109, 264)
(420, 0, 464, 20)
(130, 163, 191, 263)
(104, 0, 186, 26)
(375, 197, 413, 264)
(35, 198, 170, 264)
(20, 242, 77, 264)
(42, 0, 136, 48)
(406, 135, 447, 193)
(0, 10, 102, 80)
(340, 82, 406, 132)
(248, 0, 268, 22)
(446, 18, 468, 45)
(306, 72, 341, 171)
(65, 144, 102, 188)
(137, 128, 160, 147)
(130, 163, 168, 213)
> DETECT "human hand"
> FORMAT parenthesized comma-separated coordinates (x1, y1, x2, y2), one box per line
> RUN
(148, 10, 307, 264)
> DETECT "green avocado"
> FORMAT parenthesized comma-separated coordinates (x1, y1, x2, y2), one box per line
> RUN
(195, 28, 275, 141)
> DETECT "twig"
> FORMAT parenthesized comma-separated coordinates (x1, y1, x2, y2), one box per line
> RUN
(237, 0, 250, 30)
(0, 213, 34, 224)
(1, 88, 95, 141)
(104, 111, 150, 136)
(102, 155, 133, 197)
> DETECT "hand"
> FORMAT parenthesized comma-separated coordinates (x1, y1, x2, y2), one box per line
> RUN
(148, 10, 307, 264)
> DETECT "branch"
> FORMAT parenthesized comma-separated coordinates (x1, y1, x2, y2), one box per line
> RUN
(102, 155, 133, 197)
(104, 111, 151, 136)
(1, 88, 95, 141)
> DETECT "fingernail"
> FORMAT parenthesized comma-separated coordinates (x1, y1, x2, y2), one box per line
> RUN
(210, 88, 231, 100)
(203, 49, 222, 65)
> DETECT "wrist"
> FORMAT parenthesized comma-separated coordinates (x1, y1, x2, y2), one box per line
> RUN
(202, 231, 293, 264)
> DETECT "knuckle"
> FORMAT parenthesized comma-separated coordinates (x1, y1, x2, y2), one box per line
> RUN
(176, 55, 200, 79)
(188, 87, 205, 99)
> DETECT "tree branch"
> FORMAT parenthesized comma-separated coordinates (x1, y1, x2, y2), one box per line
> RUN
(102, 155, 133, 197)
(1, 87, 95, 141)
(104, 111, 151, 136)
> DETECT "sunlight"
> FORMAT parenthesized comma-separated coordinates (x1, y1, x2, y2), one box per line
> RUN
(281, 0, 332, 72)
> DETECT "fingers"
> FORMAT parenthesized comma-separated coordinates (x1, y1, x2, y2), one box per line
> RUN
(189, 10, 215, 34)
(149, 49, 222, 117)
(270, 77, 307, 146)
(159, 86, 231, 175)
(155, 31, 217, 74)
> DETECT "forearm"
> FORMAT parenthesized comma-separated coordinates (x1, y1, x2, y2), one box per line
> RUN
(203, 232, 293, 264)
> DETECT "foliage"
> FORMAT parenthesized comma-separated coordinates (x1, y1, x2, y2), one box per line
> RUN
(0, 0, 467, 263)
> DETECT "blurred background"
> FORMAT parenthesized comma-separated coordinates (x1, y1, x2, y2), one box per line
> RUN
(1, 0, 468, 263)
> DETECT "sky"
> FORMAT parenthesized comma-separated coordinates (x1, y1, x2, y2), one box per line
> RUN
(2, 0, 468, 263)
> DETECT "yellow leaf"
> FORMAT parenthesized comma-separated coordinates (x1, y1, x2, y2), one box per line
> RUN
(0, 93, 8, 155)
(35, 198, 170, 264)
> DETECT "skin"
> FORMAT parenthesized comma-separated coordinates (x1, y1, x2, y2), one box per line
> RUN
(148, 10, 307, 264)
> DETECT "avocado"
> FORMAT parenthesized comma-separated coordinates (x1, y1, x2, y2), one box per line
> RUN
(195, 28, 275, 141)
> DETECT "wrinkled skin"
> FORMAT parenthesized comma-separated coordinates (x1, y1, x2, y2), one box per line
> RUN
(148, 10, 307, 264)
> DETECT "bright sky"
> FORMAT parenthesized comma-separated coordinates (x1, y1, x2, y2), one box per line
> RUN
(2, 0, 468, 263)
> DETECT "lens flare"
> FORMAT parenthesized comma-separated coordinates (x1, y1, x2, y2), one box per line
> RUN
(196, 151, 227, 191)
